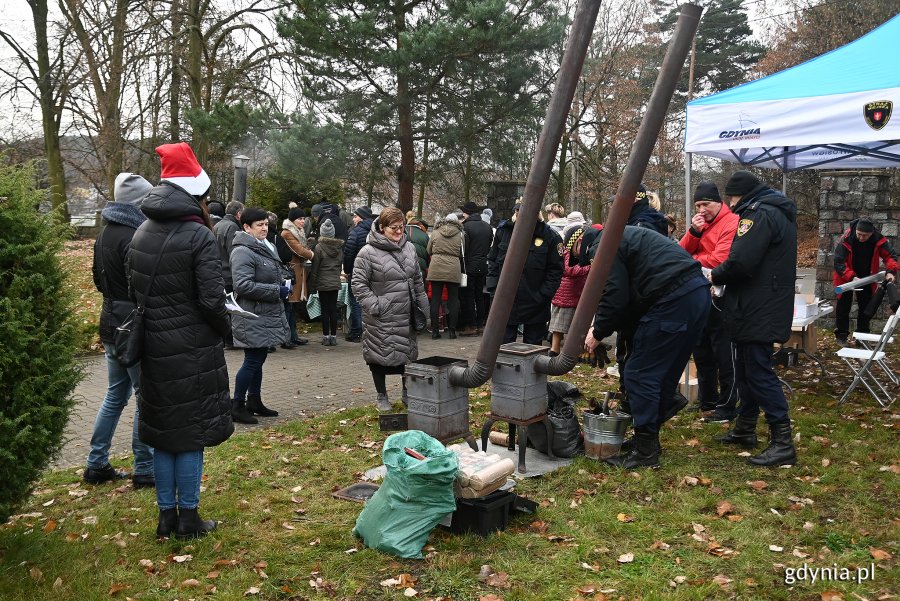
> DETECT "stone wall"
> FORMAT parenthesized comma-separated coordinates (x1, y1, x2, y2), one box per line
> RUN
(816, 170, 898, 328)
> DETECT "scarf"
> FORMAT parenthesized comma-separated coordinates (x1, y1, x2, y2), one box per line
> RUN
(101, 202, 146, 230)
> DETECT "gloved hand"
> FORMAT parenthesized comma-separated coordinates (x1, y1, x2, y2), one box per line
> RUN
(279, 285, 291, 300)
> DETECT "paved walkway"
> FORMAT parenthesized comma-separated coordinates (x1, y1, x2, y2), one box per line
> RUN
(60, 334, 484, 469)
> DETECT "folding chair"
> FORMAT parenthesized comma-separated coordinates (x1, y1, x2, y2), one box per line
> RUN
(851, 319, 899, 386)
(837, 313, 899, 406)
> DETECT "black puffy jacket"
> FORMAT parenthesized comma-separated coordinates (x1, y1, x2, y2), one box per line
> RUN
(487, 219, 563, 325)
(462, 215, 493, 276)
(344, 218, 373, 274)
(128, 182, 233, 453)
(711, 185, 797, 344)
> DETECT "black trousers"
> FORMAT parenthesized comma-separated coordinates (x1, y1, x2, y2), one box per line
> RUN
(319, 290, 339, 336)
(458, 273, 487, 329)
(430, 281, 459, 331)
(503, 322, 547, 345)
(835, 286, 874, 338)
(734, 342, 789, 424)
(692, 305, 737, 411)
(368, 363, 406, 395)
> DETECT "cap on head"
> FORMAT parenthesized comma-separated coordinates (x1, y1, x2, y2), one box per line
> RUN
(856, 218, 875, 234)
(354, 206, 374, 220)
(724, 170, 762, 197)
(288, 206, 305, 221)
(113, 172, 153, 207)
(459, 201, 482, 215)
(156, 142, 210, 197)
(693, 181, 721, 203)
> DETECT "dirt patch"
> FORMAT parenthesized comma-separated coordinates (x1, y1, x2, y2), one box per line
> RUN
(797, 227, 818, 268)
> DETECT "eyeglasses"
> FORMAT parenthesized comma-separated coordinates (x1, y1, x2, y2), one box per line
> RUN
(385, 224, 404, 232)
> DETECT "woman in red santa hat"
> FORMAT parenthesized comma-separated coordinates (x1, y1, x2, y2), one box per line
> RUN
(128, 142, 233, 539)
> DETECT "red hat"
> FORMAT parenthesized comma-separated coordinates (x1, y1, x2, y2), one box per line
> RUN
(156, 142, 211, 196)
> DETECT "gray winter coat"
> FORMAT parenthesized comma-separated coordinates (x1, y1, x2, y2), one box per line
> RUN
(351, 224, 429, 367)
(426, 219, 464, 283)
(213, 214, 241, 289)
(230, 231, 290, 348)
(309, 236, 344, 293)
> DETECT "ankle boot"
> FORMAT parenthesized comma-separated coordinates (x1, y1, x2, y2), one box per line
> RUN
(448, 328, 457, 339)
(717, 414, 758, 448)
(156, 508, 178, 538)
(174, 507, 217, 539)
(231, 399, 258, 424)
(748, 420, 797, 466)
(604, 429, 660, 469)
(432, 330, 441, 339)
(246, 394, 278, 417)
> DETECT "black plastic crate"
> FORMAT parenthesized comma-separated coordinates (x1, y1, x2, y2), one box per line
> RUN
(448, 490, 515, 537)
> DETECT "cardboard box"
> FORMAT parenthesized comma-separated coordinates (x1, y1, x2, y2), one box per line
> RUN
(793, 293, 819, 319)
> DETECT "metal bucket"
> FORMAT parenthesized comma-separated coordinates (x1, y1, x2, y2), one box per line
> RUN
(583, 393, 631, 460)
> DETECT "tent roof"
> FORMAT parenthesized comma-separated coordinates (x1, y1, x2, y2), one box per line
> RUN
(685, 13, 900, 170)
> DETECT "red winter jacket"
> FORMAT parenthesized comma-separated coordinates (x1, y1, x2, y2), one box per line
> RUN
(678, 203, 739, 269)
(832, 222, 899, 296)
(552, 250, 591, 308)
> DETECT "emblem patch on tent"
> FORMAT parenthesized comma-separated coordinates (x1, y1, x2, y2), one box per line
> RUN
(864, 101, 892, 131)
(737, 218, 754, 237)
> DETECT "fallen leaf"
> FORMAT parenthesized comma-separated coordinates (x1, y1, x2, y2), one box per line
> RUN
(580, 562, 599, 572)
(138, 559, 153, 568)
(30, 567, 43, 581)
(244, 586, 260, 596)
(479, 595, 504, 601)
(747, 480, 769, 491)
(281, 522, 296, 530)
(715, 500, 735, 517)
(820, 592, 843, 601)
(822, 458, 832, 467)
(173, 554, 192, 563)
(53, 577, 63, 590)
(108, 583, 129, 595)
(726, 514, 744, 522)
(484, 572, 511, 589)
(650, 540, 670, 550)
(878, 464, 900, 474)
(181, 579, 201, 587)
(769, 545, 784, 552)
(712, 574, 733, 588)
(680, 476, 699, 486)
(207, 570, 220, 579)
(403, 588, 418, 597)
(792, 548, 810, 558)
(616, 513, 635, 523)
(685, 438, 701, 447)
(42, 519, 57, 533)
(870, 547, 892, 561)
(617, 553, 634, 563)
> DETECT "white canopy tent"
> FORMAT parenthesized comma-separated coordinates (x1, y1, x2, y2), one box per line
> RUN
(683, 12, 900, 209)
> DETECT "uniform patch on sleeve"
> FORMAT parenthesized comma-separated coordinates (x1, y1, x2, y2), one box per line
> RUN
(737, 218, 754, 237)
(558, 242, 564, 256)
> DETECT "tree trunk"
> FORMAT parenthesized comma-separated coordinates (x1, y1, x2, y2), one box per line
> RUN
(394, 4, 414, 213)
(557, 134, 568, 205)
(169, 0, 183, 141)
(31, 0, 69, 221)
(187, 0, 208, 162)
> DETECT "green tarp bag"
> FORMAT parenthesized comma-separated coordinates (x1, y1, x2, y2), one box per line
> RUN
(352, 430, 459, 558)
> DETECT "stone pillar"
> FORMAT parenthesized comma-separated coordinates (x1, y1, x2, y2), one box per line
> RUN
(817, 170, 897, 329)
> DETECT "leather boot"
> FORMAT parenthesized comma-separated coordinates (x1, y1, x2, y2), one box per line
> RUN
(231, 398, 258, 424)
(174, 507, 217, 539)
(246, 394, 278, 417)
(619, 435, 663, 456)
(717, 414, 758, 448)
(604, 429, 660, 469)
(748, 420, 797, 466)
(156, 508, 178, 538)
(448, 328, 457, 339)
(431, 329, 441, 339)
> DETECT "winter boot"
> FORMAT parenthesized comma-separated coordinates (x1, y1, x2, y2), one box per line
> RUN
(401, 388, 409, 407)
(448, 328, 457, 339)
(173, 507, 217, 539)
(431, 329, 441, 339)
(246, 394, 278, 417)
(375, 393, 393, 412)
(156, 508, 178, 538)
(717, 413, 758, 448)
(231, 398, 258, 425)
(604, 429, 660, 469)
(748, 420, 797, 467)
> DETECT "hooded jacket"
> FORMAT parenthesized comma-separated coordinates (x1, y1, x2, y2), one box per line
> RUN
(832, 218, 899, 295)
(462, 214, 493, 276)
(230, 231, 290, 349)
(678, 202, 739, 268)
(128, 182, 232, 453)
(405, 221, 430, 274)
(711, 184, 798, 344)
(351, 223, 429, 367)
(426, 219, 464, 283)
(213, 214, 241, 289)
(628, 197, 669, 236)
(487, 219, 564, 325)
(344, 217, 374, 274)
(309, 236, 345, 293)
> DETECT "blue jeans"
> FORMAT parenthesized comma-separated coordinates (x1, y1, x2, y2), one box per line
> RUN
(154, 449, 203, 510)
(734, 342, 790, 424)
(624, 279, 711, 432)
(234, 347, 268, 401)
(347, 286, 362, 337)
(87, 351, 154, 475)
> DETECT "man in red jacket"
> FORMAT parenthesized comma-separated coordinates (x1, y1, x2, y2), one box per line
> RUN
(679, 181, 740, 422)
(833, 218, 898, 344)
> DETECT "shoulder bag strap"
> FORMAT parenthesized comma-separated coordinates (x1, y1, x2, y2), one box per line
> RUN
(460, 233, 466, 274)
(136, 224, 182, 312)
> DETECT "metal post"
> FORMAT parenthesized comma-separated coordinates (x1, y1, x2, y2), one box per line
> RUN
(232, 154, 250, 203)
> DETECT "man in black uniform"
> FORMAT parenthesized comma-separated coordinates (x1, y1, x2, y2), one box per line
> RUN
(458, 201, 494, 335)
(710, 171, 798, 467)
(584, 226, 710, 469)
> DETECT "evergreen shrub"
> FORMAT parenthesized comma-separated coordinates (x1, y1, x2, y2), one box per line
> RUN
(0, 163, 82, 522)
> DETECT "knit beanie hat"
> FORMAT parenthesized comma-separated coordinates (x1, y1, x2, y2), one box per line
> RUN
(311, 204, 324, 219)
(320, 219, 336, 238)
(354, 206, 374, 220)
(724, 171, 761, 197)
(113, 173, 152, 207)
(156, 142, 210, 196)
(288, 206, 305, 221)
(566, 211, 585, 226)
(445, 213, 459, 222)
(693, 181, 721, 202)
(856, 218, 875, 233)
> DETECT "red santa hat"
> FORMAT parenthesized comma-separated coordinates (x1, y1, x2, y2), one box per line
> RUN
(156, 142, 211, 196)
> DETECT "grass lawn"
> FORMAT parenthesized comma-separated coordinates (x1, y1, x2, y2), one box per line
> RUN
(1, 358, 897, 601)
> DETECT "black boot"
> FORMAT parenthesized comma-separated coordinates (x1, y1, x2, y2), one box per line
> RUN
(231, 399, 258, 425)
(448, 328, 457, 339)
(246, 394, 278, 417)
(717, 414, 758, 448)
(604, 429, 660, 469)
(748, 420, 797, 467)
(619, 435, 663, 456)
(432, 329, 441, 339)
(156, 508, 178, 538)
(174, 507, 217, 539)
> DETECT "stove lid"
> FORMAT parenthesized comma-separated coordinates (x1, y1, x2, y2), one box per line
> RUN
(498, 342, 548, 356)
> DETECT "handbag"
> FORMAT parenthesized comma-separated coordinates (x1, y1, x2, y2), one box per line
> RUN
(114, 226, 180, 367)
(459, 236, 468, 288)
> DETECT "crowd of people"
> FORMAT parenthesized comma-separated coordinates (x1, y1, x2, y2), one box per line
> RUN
(86, 140, 833, 539)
